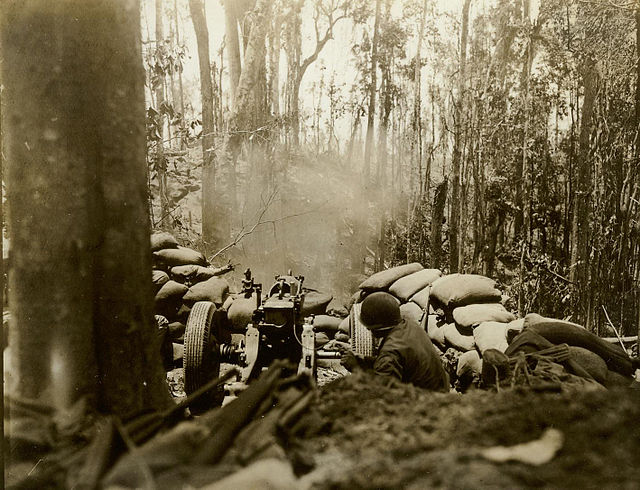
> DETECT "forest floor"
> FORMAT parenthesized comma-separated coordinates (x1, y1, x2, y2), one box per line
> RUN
(293, 370, 640, 489)
(167, 365, 640, 489)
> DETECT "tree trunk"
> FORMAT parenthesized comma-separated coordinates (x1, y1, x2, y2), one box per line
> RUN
(189, 0, 217, 249)
(431, 180, 448, 269)
(284, 1, 302, 146)
(363, 0, 382, 183)
(174, 0, 186, 148)
(2, 0, 170, 417)
(570, 59, 598, 327)
(268, 10, 281, 118)
(215, 0, 271, 251)
(635, 3, 640, 348)
(155, 0, 170, 227)
(223, 0, 241, 109)
(449, 0, 471, 273)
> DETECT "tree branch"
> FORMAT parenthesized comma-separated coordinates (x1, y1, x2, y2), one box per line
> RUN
(208, 192, 329, 262)
(298, 7, 347, 81)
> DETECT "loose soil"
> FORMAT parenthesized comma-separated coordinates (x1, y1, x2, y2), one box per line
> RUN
(294, 371, 640, 489)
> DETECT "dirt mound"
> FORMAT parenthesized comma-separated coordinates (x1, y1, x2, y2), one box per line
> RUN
(296, 371, 640, 489)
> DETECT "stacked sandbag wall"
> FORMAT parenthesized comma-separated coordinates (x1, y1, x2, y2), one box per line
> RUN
(151, 231, 231, 370)
(348, 266, 636, 391)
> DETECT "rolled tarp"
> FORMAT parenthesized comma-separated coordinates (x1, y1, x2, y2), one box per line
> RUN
(523, 316, 633, 376)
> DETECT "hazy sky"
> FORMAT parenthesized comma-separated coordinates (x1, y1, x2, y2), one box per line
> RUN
(141, 0, 540, 141)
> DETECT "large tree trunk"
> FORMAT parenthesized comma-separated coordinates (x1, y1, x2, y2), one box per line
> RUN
(363, 0, 382, 183)
(449, 0, 471, 273)
(2, 0, 170, 417)
(635, 3, 640, 350)
(570, 59, 598, 327)
(189, 0, 217, 250)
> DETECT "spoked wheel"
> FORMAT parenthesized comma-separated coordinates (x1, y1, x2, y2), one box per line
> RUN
(350, 302, 376, 357)
(184, 301, 222, 411)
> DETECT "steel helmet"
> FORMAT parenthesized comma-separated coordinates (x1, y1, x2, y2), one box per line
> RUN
(359, 292, 401, 331)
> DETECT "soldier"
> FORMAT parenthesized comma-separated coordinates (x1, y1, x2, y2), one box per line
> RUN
(342, 291, 450, 392)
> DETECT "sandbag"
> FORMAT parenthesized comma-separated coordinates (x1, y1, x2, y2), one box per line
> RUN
(347, 290, 366, 311)
(604, 369, 632, 388)
(400, 302, 424, 327)
(338, 316, 350, 335)
(524, 313, 584, 330)
(183, 277, 229, 307)
(313, 315, 342, 334)
(569, 346, 608, 385)
(506, 318, 525, 341)
(482, 349, 511, 386)
(453, 303, 516, 328)
(474, 321, 509, 354)
(389, 269, 442, 301)
(171, 265, 217, 285)
(315, 332, 331, 349)
(154, 281, 188, 318)
(300, 290, 332, 316)
(409, 287, 437, 313)
(525, 320, 633, 376)
(167, 322, 186, 342)
(456, 350, 483, 392)
(443, 323, 475, 352)
(151, 231, 179, 252)
(426, 315, 446, 349)
(227, 293, 258, 332)
(153, 246, 207, 268)
(430, 274, 502, 308)
(326, 298, 349, 318)
(358, 262, 424, 292)
(155, 280, 188, 303)
(456, 350, 483, 378)
(152, 270, 170, 293)
(221, 295, 234, 312)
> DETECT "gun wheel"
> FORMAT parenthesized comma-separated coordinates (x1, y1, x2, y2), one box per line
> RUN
(350, 302, 376, 357)
(184, 301, 221, 409)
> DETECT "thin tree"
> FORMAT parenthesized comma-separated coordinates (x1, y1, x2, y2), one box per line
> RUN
(363, 0, 382, 182)
(570, 58, 598, 328)
(156, 0, 171, 227)
(284, 0, 348, 146)
(189, 0, 217, 248)
(449, 0, 472, 273)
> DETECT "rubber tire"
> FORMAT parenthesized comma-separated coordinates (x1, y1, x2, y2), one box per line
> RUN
(350, 302, 376, 357)
(184, 301, 221, 407)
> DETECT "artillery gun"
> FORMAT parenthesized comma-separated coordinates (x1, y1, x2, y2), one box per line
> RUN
(183, 269, 358, 404)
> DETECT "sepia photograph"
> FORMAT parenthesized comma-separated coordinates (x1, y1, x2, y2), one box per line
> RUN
(2, 0, 640, 487)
